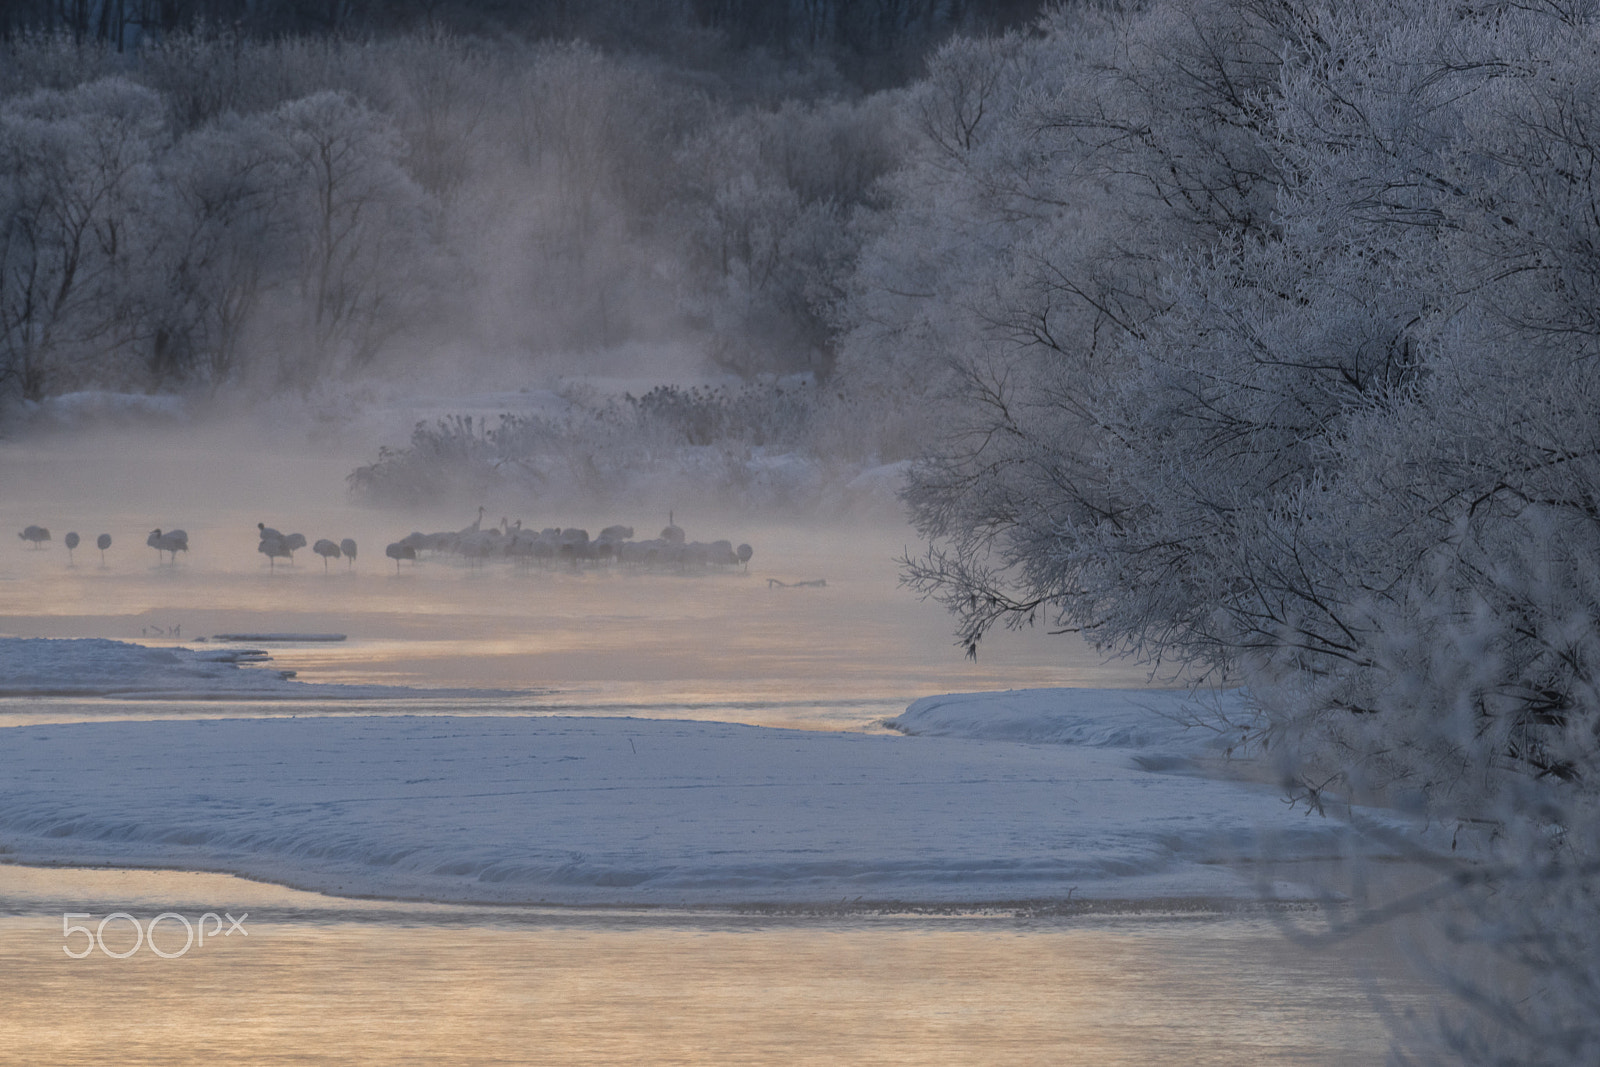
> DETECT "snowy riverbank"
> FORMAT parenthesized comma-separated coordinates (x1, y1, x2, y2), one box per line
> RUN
(0, 636, 469, 700)
(0, 639, 1417, 907)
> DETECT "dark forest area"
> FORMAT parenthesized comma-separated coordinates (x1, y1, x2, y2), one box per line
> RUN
(3, 0, 1045, 85)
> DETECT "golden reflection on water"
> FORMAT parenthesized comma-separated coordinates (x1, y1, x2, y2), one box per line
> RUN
(0, 442, 1171, 728)
(0, 520, 1157, 706)
(0, 432, 1418, 1064)
(0, 869, 1419, 1067)
(0, 909, 1408, 1067)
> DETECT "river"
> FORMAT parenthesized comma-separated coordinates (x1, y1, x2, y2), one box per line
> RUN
(0, 418, 1435, 1063)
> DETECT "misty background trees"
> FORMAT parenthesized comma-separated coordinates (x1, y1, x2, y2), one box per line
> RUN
(1, 1, 1049, 406)
(9, 0, 1600, 1059)
(0, 41, 832, 402)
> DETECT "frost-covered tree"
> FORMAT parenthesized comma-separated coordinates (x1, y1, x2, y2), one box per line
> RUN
(0, 77, 163, 402)
(863, 1, 1600, 1059)
(0, 29, 933, 404)
(145, 110, 294, 388)
(266, 90, 437, 387)
(679, 94, 902, 376)
(886, 0, 1589, 777)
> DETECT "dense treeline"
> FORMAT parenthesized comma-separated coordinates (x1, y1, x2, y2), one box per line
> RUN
(0, 3, 1038, 411)
(1, 0, 1043, 84)
(0, 29, 919, 405)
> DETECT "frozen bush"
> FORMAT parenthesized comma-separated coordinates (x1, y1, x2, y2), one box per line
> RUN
(345, 378, 897, 512)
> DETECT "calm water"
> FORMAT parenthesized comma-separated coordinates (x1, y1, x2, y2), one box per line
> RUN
(0, 867, 1423, 1066)
(0, 423, 1434, 1063)
(0, 422, 1162, 729)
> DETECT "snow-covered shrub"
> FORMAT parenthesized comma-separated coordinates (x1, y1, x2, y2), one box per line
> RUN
(625, 382, 813, 448)
(1253, 538, 1600, 1065)
(345, 414, 507, 505)
(888, 0, 1600, 788)
(345, 379, 869, 511)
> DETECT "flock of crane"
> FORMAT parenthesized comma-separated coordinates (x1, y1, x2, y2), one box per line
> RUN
(257, 524, 354, 571)
(17, 509, 754, 575)
(18, 525, 119, 564)
(379, 509, 754, 573)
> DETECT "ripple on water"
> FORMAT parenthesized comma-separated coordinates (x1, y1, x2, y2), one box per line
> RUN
(0, 864, 1431, 1067)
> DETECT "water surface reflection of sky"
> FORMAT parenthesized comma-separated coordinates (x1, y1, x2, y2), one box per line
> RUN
(0, 866, 1421, 1067)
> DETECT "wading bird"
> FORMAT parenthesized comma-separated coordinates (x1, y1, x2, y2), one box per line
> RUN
(660, 511, 684, 544)
(96, 534, 111, 565)
(64, 531, 79, 563)
(313, 539, 341, 571)
(385, 541, 417, 571)
(147, 529, 188, 563)
(18, 525, 49, 548)
(340, 538, 357, 568)
(259, 537, 291, 570)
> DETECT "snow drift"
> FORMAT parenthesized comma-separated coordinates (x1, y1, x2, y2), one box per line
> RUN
(0, 637, 412, 700)
(0, 701, 1407, 907)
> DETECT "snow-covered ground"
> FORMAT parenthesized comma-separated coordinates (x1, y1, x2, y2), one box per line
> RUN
(0, 636, 435, 700)
(0, 638, 1413, 907)
(888, 687, 1239, 751)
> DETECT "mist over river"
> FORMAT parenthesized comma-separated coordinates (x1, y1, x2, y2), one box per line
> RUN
(0, 419, 1437, 1062)
(0, 417, 1161, 727)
